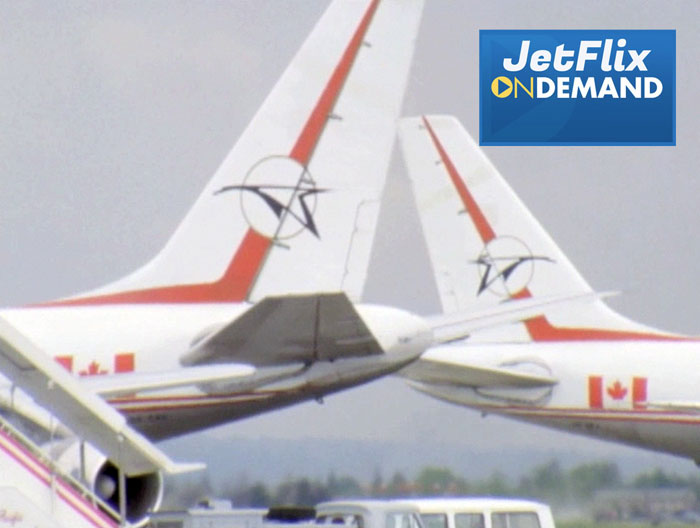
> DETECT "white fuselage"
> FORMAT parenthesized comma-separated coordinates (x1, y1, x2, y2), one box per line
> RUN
(0, 303, 431, 440)
(409, 341, 700, 461)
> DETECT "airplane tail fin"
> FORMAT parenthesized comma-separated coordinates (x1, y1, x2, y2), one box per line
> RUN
(44, 0, 423, 307)
(398, 115, 684, 341)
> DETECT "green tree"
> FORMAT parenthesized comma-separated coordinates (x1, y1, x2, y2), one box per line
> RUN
(371, 468, 385, 497)
(274, 478, 330, 506)
(415, 466, 468, 496)
(163, 473, 214, 509)
(327, 473, 364, 498)
(518, 460, 567, 501)
(633, 468, 688, 489)
(232, 482, 271, 507)
(386, 472, 412, 497)
(474, 471, 509, 496)
(569, 461, 621, 499)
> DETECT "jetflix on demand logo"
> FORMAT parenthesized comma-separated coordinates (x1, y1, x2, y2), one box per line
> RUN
(480, 30, 675, 145)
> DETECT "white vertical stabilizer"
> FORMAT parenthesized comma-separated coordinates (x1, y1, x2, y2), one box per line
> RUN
(47, 0, 423, 307)
(399, 115, 683, 341)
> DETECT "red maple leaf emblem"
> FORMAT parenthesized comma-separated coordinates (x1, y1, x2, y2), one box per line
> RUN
(607, 380, 628, 400)
(79, 361, 108, 377)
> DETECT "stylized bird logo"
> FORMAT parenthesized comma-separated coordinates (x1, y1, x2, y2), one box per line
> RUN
(215, 183, 327, 238)
(474, 254, 554, 296)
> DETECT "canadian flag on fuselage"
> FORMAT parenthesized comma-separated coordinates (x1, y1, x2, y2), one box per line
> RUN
(54, 353, 135, 376)
(588, 375, 647, 409)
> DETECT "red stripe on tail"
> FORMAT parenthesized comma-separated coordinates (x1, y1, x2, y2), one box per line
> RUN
(422, 116, 496, 243)
(522, 310, 688, 342)
(37, 229, 271, 306)
(290, 0, 381, 166)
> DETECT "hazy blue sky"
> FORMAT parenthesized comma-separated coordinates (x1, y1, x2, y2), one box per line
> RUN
(2, 1, 699, 476)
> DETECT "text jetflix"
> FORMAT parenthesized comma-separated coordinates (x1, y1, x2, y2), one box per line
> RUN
(479, 30, 675, 144)
(499, 38, 662, 99)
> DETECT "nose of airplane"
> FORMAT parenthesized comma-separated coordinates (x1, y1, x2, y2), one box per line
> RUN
(355, 304, 433, 363)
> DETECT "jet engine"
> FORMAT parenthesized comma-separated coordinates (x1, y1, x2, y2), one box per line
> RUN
(51, 439, 163, 526)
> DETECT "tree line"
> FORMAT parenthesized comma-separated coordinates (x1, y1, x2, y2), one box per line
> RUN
(164, 459, 700, 510)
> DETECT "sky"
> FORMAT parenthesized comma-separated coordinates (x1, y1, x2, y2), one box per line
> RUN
(1, 1, 700, 477)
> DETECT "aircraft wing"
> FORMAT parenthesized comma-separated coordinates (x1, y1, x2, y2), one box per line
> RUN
(0, 316, 202, 476)
(87, 363, 307, 398)
(402, 348, 558, 388)
(82, 363, 255, 397)
(428, 291, 616, 344)
(181, 292, 383, 367)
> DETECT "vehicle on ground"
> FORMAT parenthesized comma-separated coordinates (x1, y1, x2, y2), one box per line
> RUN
(404, 498, 555, 528)
(316, 500, 425, 528)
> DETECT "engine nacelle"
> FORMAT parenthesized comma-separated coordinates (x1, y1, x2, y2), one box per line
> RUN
(49, 439, 163, 526)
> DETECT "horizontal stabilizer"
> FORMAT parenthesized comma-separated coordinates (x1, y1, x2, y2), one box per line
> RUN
(196, 363, 307, 394)
(429, 291, 616, 344)
(84, 363, 256, 397)
(182, 293, 382, 366)
(0, 316, 203, 476)
(402, 349, 558, 389)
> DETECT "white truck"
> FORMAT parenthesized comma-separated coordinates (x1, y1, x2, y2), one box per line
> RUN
(316, 500, 425, 528)
(405, 498, 556, 528)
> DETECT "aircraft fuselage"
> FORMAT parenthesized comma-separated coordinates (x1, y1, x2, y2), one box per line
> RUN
(408, 341, 700, 461)
(1, 303, 431, 439)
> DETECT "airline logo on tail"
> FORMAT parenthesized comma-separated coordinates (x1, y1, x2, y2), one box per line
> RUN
(216, 156, 328, 240)
(473, 236, 553, 297)
(408, 115, 689, 342)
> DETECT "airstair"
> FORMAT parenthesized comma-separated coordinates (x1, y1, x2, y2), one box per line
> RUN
(0, 414, 122, 528)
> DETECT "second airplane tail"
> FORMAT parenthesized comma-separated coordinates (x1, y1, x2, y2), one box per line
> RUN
(399, 115, 685, 342)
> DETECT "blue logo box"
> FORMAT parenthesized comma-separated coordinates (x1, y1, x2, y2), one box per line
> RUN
(479, 30, 675, 145)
